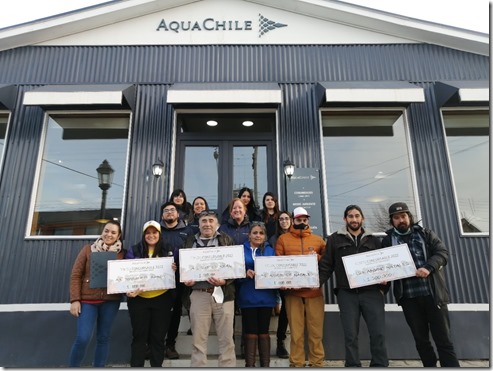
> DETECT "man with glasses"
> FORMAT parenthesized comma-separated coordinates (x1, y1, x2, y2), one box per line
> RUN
(319, 204, 389, 367)
(182, 211, 237, 367)
(159, 201, 194, 360)
(275, 207, 326, 368)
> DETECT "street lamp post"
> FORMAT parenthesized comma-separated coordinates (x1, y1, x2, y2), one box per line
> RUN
(283, 158, 295, 211)
(96, 159, 114, 224)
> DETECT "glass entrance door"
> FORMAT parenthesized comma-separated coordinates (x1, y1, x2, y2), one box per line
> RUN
(174, 109, 277, 213)
(179, 141, 271, 212)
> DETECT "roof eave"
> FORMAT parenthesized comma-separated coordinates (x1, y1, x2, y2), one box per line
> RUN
(0, 0, 488, 56)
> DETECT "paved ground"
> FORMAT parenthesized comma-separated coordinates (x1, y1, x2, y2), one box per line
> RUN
(112, 357, 490, 368)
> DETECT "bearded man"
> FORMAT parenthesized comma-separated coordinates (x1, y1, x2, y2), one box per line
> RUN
(319, 204, 389, 367)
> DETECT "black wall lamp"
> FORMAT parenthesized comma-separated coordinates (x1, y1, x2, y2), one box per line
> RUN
(283, 158, 295, 180)
(152, 159, 164, 179)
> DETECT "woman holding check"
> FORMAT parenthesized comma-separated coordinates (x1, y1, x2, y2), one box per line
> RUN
(125, 220, 176, 367)
(235, 221, 277, 367)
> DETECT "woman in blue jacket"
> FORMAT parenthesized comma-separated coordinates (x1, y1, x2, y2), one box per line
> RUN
(236, 222, 278, 367)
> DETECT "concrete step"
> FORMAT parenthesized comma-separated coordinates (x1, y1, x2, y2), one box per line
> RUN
(173, 314, 291, 357)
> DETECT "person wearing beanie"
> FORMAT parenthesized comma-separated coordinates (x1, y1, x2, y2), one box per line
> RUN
(319, 204, 389, 367)
(381, 202, 460, 367)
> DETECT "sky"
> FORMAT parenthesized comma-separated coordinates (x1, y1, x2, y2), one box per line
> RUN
(0, 0, 490, 33)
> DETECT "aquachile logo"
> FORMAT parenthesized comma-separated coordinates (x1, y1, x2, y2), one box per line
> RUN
(156, 13, 287, 38)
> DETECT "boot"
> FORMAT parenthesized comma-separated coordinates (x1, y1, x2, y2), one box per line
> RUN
(276, 339, 289, 359)
(258, 334, 271, 367)
(244, 334, 258, 367)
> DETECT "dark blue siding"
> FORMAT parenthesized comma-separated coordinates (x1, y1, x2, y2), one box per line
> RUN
(0, 44, 488, 306)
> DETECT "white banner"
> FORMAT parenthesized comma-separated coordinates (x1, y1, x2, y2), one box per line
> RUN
(254, 254, 319, 289)
(342, 244, 417, 289)
(107, 257, 175, 294)
(179, 245, 246, 282)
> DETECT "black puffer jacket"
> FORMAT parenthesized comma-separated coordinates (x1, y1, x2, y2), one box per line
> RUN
(319, 227, 389, 294)
(381, 224, 450, 307)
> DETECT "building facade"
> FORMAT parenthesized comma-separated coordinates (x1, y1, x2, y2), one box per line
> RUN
(0, 0, 489, 366)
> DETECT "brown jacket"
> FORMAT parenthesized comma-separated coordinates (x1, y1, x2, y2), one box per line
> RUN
(69, 244, 125, 303)
(275, 225, 326, 298)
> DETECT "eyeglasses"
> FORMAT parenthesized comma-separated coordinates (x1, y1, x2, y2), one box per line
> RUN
(198, 210, 217, 218)
(162, 208, 177, 214)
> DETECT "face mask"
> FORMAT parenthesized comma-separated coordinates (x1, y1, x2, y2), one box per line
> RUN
(293, 223, 307, 230)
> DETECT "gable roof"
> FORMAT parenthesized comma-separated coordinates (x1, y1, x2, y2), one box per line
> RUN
(0, 0, 488, 55)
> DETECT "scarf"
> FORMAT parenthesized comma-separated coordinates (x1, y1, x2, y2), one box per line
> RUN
(90, 237, 122, 253)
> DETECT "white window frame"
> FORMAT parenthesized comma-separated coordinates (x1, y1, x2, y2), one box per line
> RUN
(25, 110, 132, 239)
(0, 110, 11, 181)
(440, 106, 489, 237)
(319, 107, 422, 236)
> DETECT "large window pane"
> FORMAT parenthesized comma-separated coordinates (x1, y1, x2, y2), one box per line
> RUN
(233, 145, 267, 205)
(183, 146, 220, 210)
(443, 110, 489, 234)
(323, 110, 417, 233)
(30, 113, 130, 236)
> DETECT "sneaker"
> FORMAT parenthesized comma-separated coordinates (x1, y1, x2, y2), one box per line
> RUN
(165, 345, 179, 359)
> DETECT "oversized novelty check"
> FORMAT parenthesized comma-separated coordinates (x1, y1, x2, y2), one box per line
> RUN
(107, 257, 175, 294)
(254, 254, 319, 289)
(342, 244, 416, 289)
(179, 245, 246, 282)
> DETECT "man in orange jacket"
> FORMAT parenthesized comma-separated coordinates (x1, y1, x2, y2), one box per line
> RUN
(275, 207, 326, 367)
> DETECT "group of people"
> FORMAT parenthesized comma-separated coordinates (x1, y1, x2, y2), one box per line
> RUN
(69, 185, 460, 368)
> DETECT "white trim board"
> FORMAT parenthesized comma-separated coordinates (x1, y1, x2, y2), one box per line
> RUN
(0, 303, 487, 313)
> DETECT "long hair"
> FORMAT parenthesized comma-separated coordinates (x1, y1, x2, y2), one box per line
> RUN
(261, 191, 281, 223)
(168, 188, 189, 211)
(192, 196, 210, 215)
(141, 228, 165, 258)
(238, 187, 258, 215)
(274, 210, 292, 237)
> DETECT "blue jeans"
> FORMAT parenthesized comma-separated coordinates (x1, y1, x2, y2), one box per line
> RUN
(69, 300, 121, 367)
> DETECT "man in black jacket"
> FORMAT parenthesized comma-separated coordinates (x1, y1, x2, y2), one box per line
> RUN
(381, 202, 460, 367)
(319, 205, 389, 367)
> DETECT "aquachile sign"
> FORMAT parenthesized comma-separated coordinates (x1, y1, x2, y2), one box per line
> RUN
(156, 14, 287, 38)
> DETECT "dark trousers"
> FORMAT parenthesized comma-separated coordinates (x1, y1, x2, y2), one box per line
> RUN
(128, 290, 175, 367)
(165, 282, 184, 347)
(400, 295, 460, 367)
(241, 307, 273, 334)
(337, 288, 388, 367)
(276, 291, 289, 341)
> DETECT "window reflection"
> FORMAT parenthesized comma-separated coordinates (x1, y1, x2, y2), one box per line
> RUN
(0, 113, 8, 175)
(443, 110, 489, 234)
(183, 146, 220, 209)
(323, 110, 417, 233)
(30, 113, 130, 236)
(233, 146, 267, 204)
